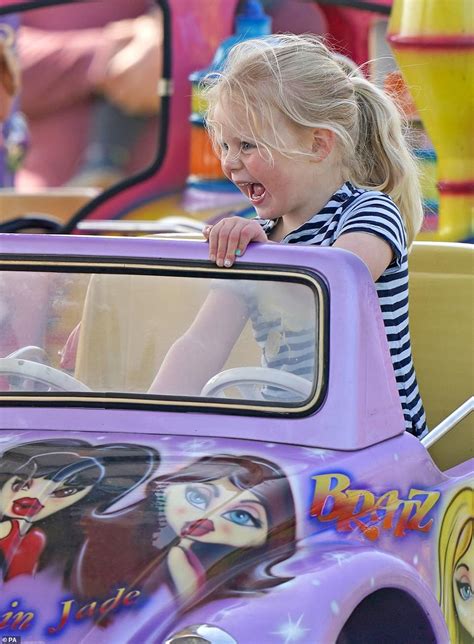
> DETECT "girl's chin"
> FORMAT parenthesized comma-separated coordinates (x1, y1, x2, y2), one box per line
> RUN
(253, 203, 280, 220)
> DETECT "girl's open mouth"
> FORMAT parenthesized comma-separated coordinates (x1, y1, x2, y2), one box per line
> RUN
(249, 182, 266, 204)
(238, 181, 266, 205)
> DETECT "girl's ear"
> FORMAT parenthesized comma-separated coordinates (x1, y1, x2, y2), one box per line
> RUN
(311, 128, 335, 161)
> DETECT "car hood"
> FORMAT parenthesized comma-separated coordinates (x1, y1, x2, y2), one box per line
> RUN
(0, 428, 446, 643)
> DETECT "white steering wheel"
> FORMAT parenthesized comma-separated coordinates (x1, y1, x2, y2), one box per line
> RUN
(0, 357, 90, 392)
(201, 367, 312, 400)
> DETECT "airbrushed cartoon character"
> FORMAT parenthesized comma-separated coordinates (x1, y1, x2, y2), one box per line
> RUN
(0, 439, 158, 584)
(438, 486, 473, 643)
(75, 454, 296, 607)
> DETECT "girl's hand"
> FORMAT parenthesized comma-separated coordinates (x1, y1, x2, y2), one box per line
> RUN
(204, 217, 268, 267)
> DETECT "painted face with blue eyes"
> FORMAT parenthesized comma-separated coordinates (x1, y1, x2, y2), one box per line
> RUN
(454, 533, 474, 637)
(165, 477, 269, 548)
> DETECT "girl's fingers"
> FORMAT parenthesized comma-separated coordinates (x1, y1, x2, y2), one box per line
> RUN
(234, 221, 268, 257)
(207, 218, 266, 267)
(215, 218, 238, 267)
(225, 223, 249, 266)
(237, 224, 257, 254)
(207, 224, 220, 261)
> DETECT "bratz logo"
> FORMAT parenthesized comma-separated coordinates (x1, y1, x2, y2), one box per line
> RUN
(310, 473, 440, 540)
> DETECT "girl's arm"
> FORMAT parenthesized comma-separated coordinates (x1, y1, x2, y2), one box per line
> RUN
(203, 215, 393, 280)
(333, 232, 393, 281)
(331, 192, 405, 281)
(149, 286, 249, 395)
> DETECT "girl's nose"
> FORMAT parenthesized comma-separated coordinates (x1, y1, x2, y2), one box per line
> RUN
(221, 149, 243, 174)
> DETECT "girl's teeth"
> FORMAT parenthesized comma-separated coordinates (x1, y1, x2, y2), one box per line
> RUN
(251, 183, 265, 198)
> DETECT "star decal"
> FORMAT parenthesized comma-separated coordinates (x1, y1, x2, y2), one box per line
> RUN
(323, 552, 352, 566)
(178, 437, 216, 453)
(273, 614, 310, 643)
(301, 447, 329, 461)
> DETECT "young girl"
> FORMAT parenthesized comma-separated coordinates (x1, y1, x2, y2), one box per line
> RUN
(151, 34, 426, 438)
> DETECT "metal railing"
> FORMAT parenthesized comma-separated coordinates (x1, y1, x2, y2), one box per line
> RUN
(421, 397, 473, 449)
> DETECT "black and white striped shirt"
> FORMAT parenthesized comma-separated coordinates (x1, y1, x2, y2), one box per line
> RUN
(245, 282, 317, 402)
(259, 181, 427, 438)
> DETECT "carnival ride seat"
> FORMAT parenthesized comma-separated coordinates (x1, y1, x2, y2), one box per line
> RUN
(409, 241, 473, 471)
(0, 187, 99, 227)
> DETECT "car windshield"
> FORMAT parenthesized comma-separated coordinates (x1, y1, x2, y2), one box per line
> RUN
(0, 265, 326, 413)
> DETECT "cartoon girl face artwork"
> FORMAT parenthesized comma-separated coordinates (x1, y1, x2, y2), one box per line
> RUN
(0, 439, 159, 583)
(165, 475, 269, 548)
(0, 467, 96, 524)
(452, 519, 473, 638)
(75, 454, 296, 608)
(149, 454, 297, 602)
(438, 487, 474, 643)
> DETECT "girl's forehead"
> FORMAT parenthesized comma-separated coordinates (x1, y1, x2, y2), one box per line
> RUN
(211, 103, 253, 138)
(211, 100, 309, 147)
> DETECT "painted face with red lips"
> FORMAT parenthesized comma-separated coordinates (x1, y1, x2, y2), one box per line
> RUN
(165, 476, 269, 548)
(11, 496, 44, 518)
(0, 475, 93, 523)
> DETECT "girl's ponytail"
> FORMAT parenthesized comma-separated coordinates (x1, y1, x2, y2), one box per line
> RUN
(350, 75, 423, 247)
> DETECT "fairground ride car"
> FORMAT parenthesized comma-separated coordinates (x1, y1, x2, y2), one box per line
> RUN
(0, 232, 472, 644)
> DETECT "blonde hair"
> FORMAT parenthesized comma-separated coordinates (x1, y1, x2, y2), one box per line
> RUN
(203, 34, 423, 246)
(438, 487, 474, 643)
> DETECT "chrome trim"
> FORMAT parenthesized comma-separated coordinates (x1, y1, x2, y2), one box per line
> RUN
(164, 624, 237, 644)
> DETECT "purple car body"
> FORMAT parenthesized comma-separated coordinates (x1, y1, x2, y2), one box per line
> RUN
(0, 233, 471, 644)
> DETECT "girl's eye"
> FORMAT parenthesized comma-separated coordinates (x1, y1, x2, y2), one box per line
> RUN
(185, 485, 211, 510)
(11, 478, 29, 493)
(456, 580, 473, 601)
(220, 142, 229, 152)
(241, 142, 254, 152)
(51, 486, 82, 498)
(222, 509, 262, 528)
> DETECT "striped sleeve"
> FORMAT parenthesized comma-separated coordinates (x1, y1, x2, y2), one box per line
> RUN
(336, 193, 407, 269)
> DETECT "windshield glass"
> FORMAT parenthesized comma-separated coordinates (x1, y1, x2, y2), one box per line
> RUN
(0, 266, 325, 412)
